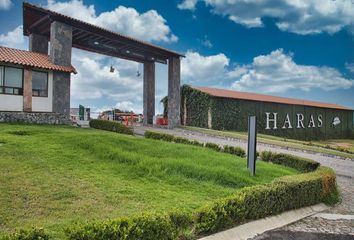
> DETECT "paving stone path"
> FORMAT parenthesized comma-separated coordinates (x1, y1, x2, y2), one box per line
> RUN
(134, 126, 354, 239)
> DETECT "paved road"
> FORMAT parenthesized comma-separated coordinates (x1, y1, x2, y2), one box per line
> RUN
(134, 126, 354, 239)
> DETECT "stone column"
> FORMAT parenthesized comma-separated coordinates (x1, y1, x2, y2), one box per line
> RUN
(168, 57, 181, 128)
(29, 33, 48, 54)
(143, 61, 155, 125)
(50, 21, 72, 118)
(52, 72, 71, 116)
(23, 68, 32, 112)
(50, 21, 72, 66)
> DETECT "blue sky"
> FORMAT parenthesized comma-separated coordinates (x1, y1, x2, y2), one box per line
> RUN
(0, 0, 353, 115)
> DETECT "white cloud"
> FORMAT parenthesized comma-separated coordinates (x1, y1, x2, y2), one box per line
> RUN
(71, 49, 144, 113)
(231, 49, 354, 93)
(178, 0, 354, 35)
(181, 51, 229, 83)
(200, 36, 213, 48)
(180, 49, 353, 93)
(178, 0, 198, 10)
(345, 62, 354, 73)
(47, 0, 177, 43)
(0, 25, 26, 49)
(0, 0, 11, 10)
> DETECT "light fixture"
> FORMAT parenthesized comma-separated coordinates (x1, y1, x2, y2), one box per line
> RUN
(94, 41, 99, 45)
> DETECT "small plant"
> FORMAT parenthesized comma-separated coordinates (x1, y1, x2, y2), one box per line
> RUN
(3, 228, 49, 240)
(223, 145, 246, 157)
(205, 142, 222, 151)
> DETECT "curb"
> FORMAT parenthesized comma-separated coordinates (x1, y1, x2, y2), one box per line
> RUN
(198, 203, 329, 240)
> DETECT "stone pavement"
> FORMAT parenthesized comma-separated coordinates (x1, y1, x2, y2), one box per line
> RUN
(134, 126, 354, 240)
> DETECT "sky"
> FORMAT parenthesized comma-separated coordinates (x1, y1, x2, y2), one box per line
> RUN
(0, 0, 353, 116)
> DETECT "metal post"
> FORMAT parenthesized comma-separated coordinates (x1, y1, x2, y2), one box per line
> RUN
(247, 116, 257, 176)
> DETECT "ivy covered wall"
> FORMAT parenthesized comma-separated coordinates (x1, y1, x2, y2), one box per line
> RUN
(181, 85, 354, 140)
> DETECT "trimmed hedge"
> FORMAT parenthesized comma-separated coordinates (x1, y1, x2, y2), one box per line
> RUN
(66, 211, 193, 240)
(223, 145, 246, 158)
(194, 167, 337, 234)
(66, 167, 337, 239)
(1, 228, 49, 240)
(260, 151, 320, 172)
(205, 142, 222, 152)
(144, 131, 246, 157)
(89, 119, 133, 135)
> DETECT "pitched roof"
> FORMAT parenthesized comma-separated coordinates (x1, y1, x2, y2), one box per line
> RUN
(193, 86, 352, 111)
(0, 46, 76, 74)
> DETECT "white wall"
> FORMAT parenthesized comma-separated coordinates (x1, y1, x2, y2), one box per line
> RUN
(32, 71, 53, 112)
(0, 95, 23, 111)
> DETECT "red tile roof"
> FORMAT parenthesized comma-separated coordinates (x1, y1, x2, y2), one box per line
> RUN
(0, 46, 76, 73)
(193, 86, 352, 111)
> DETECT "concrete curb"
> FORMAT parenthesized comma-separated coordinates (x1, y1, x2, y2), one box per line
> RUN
(199, 203, 329, 240)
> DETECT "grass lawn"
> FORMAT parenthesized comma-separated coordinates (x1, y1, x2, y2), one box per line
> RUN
(184, 126, 354, 159)
(0, 124, 298, 239)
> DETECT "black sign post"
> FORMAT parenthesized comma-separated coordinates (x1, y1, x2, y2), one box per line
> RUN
(247, 116, 257, 176)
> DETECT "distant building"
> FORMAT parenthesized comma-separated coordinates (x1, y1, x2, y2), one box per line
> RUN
(70, 106, 90, 123)
(179, 85, 353, 140)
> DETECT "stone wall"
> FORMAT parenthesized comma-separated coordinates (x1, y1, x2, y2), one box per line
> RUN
(0, 112, 70, 124)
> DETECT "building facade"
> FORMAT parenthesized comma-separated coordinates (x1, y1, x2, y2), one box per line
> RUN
(0, 46, 76, 124)
(181, 85, 354, 140)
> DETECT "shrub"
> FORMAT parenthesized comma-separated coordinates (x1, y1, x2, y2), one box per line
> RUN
(260, 151, 319, 172)
(194, 166, 337, 235)
(144, 131, 175, 142)
(144, 131, 205, 147)
(188, 140, 204, 147)
(66, 211, 193, 240)
(174, 137, 192, 144)
(205, 142, 222, 152)
(2, 228, 49, 240)
(89, 120, 133, 135)
(223, 145, 246, 157)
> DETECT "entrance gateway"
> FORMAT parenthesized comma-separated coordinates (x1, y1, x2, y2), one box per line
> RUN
(23, 2, 184, 128)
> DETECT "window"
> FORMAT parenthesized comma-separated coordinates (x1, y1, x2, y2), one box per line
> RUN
(0, 66, 3, 94)
(0, 66, 23, 95)
(32, 71, 48, 97)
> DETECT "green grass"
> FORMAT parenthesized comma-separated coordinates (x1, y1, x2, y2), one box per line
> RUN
(0, 124, 298, 239)
(184, 126, 354, 159)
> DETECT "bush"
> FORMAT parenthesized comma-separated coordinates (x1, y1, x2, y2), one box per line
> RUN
(89, 120, 133, 135)
(223, 145, 246, 157)
(205, 142, 222, 152)
(2, 228, 49, 240)
(194, 167, 337, 235)
(144, 131, 175, 142)
(66, 211, 193, 240)
(144, 131, 205, 148)
(260, 151, 319, 172)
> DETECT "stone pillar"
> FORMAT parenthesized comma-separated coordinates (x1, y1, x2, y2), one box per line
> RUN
(50, 21, 72, 118)
(29, 33, 48, 54)
(50, 21, 72, 66)
(143, 61, 155, 125)
(52, 72, 71, 116)
(23, 68, 32, 112)
(168, 57, 181, 128)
